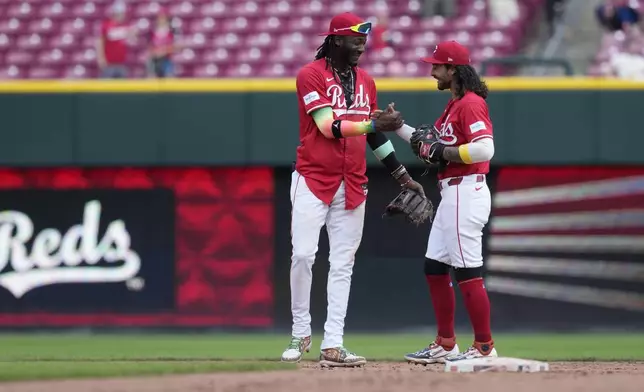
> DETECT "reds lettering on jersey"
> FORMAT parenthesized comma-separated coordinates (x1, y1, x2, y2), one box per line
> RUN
(434, 91, 494, 180)
(294, 58, 377, 210)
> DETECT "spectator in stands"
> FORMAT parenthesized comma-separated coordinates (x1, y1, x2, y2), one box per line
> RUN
(422, 0, 456, 18)
(489, 0, 520, 23)
(610, 37, 644, 79)
(596, 0, 640, 33)
(96, 1, 136, 79)
(545, 0, 566, 36)
(370, 11, 393, 53)
(146, 7, 180, 78)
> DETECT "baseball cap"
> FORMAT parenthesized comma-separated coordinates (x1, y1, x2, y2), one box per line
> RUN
(421, 41, 471, 66)
(319, 12, 372, 37)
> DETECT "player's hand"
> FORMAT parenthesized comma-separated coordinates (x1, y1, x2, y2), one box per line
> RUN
(417, 139, 445, 164)
(370, 103, 397, 119)
(373, 102, 404, 132)
(402, 178, 426, 198)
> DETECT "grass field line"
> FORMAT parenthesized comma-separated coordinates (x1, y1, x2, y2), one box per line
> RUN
(0, 358, 283, 362)
(1, 332, 641, 362)
(0, 357, 642, 363)
(0, 332, 640, 381)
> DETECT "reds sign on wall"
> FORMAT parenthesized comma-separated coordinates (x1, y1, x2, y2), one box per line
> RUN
(0, 167, 275, 328)
(0, 189, 175, 312)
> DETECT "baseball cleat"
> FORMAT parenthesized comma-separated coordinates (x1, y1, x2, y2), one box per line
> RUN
(404, 336, 460, 364)
(280, 336, 312, 363)
(319, 346, 367, 368)
(446, 340, 498, 362)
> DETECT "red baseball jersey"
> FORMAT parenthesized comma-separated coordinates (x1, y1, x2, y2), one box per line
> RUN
(100, 19, 129, 64)
(295, 58, 377, 210)
(434, 91, 494, 180)
(148, 25, 176, 55)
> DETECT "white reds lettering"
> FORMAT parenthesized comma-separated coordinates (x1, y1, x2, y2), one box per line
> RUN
(0, 200, 141, 298)
(106, 26, 129, 41)
(326, 84, 370, 110)
(437, 114, 458, 145)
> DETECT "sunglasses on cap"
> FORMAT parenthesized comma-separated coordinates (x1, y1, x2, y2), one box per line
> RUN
(334, 21, 372, 35)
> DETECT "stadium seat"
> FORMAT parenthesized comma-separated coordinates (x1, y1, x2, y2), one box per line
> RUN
(0, 0, 547, 79)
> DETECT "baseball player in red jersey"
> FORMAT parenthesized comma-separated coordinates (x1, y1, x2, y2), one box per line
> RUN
(380, 41, 498, 363)
(281, 12, 426, 367)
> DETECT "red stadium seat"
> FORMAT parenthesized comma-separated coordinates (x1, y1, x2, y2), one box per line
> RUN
(0, 65, 24, 79)
(0, 0, 547, 78)
(28, 66, 60, 79)
(194, 63, 223, 77)
(200, 2, 227, 17)
(6, 50, 33, 65)
(7, 3, 34, 19)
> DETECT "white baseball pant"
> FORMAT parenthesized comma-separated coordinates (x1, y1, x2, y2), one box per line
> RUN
(426, 174, 491, 268)
(289, 170, 366, 349)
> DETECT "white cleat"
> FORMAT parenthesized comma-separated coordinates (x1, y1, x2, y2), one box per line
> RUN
(404, 340, 460, 365)
(319, 347, 367, 368)
(280, 336, 312, 363)
(447, 341, 498, 362)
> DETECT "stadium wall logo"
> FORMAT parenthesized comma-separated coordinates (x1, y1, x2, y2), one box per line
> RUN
(0, 200, 141, 298)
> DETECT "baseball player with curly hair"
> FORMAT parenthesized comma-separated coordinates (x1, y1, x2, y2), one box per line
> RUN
(280, 12, 427, 368)
(380, 41, 498, 363)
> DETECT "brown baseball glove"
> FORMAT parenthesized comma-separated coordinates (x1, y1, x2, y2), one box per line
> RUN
(383, 187, 434, 226)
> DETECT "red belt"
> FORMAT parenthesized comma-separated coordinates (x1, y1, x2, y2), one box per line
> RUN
(438, 174, 485, 191)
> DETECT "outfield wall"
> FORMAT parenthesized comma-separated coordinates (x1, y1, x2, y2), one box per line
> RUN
(1, 77, 644, 166)
(0, 78, 642, 331)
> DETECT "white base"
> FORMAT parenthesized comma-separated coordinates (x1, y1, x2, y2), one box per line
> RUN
(444, 356, 549, 373)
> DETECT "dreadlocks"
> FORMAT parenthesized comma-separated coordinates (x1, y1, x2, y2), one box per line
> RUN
(315, 36, 336, 69)
(451, 65, 489, 100)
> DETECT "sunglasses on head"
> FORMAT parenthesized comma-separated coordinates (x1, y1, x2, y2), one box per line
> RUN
(334, 21, 372, 35)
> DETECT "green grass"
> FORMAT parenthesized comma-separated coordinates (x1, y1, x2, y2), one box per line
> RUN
(0, 361, 293, 382)
(0, 332, 641, 381)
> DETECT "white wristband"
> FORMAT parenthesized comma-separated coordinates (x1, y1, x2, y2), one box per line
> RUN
(394, 124, 416, 143)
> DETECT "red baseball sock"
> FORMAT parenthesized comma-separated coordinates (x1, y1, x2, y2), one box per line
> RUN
(425, 274, 455, 342)
(459, 278, 492, 343)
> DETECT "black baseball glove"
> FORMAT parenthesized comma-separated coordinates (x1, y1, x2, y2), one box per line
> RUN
(410, 124, 446, 165)
(383, 187, 434, 226)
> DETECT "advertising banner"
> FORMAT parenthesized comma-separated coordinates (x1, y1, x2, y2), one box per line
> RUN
(0, 168, 275, 328)
(0, 189, 175, 312)
(486, 166, 644, 329)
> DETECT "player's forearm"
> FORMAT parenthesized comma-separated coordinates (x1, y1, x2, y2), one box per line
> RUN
(442, 138, 494, 164)
(366, 132, 411, 186)
(394, 124, 415, 143)
(96, 38, 106, 65)
(312, 107, 374, 139)
(442, 147, 466, 163)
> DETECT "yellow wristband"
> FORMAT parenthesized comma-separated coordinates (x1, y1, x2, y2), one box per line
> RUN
(458, 144, 473, 164)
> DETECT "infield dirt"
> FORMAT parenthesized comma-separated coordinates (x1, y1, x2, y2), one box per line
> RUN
(1, 361, 642, 392)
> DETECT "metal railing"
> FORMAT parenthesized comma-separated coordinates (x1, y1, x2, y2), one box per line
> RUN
(480, 56, 575, 76)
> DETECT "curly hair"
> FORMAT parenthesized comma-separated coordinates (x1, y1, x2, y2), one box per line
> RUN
(451, 65, 489, 100)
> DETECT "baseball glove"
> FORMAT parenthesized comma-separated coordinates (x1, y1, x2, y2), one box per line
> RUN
(383, 188, 434, 226)
(410, 124, 445, 166)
